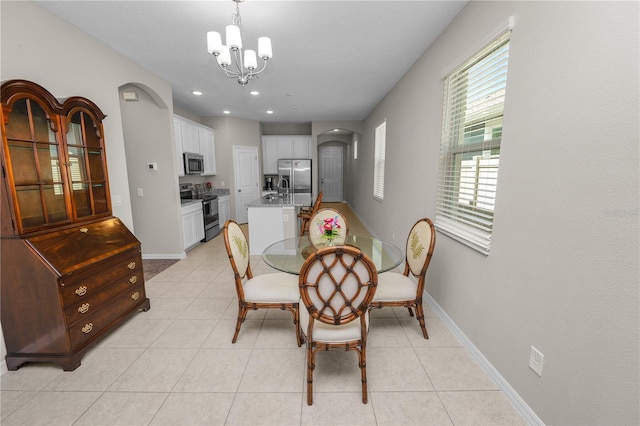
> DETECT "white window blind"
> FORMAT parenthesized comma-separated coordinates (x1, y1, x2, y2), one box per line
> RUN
(373, 120, 386, 200)
(435, 30, 511, 255)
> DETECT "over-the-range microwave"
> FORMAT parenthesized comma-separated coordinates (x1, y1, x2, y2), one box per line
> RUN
(184, 152, 204, 174)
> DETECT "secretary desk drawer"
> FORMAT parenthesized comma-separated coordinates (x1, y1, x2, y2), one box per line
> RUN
(64, 270, 144, 327)
(59, 249, 142, 307)
(68, 282, 147, 348)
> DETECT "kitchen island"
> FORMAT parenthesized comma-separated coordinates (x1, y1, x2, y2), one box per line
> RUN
(247, 194, 304, 255)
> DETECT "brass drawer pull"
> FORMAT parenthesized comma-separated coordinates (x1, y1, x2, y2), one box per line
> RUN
(75, 285, 87, 296)
(78, 303, 90, 314)
(82, 323, 93, 334)
(129, 275, 138, 284)
(131, 291, 140, 300)
(128, 261, 136, 270)
(80, 227, 89, 233)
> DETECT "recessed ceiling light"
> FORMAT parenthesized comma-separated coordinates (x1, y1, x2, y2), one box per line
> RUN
(266, 110, 274, 114)
(192, 90, 203, 96)
(223, 110, 230, 114)
(249, 90, 260, 96)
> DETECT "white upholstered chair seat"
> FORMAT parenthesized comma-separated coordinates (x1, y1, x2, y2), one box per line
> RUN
(243, 273, 300, 303)
(299, 300, 369, 343)
(373, 272, 418, 302)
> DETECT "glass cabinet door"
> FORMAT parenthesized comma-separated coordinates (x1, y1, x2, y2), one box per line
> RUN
(4, 98, 70, 231)
(65, 111, 109, 218)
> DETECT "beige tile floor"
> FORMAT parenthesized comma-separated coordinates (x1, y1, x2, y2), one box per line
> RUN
(0, 207, 527, 425)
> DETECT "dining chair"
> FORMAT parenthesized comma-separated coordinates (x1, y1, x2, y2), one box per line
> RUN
(370, 217, 436, 339)
(308, 207, 349, 246)
(223, 220, 302, 346)
(298, 245, 378, 405)
(297, 191, 323, 236)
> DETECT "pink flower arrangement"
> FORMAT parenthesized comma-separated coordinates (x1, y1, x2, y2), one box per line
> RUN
(317, 216, 341, 241)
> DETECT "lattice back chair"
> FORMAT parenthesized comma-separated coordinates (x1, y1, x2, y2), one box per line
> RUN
(370, 218, 436, 339)
(297, 191, 324, 236)
(223, 220, 302, 346)
(308, 207, 349, 247)
(298, 245, 378, 405)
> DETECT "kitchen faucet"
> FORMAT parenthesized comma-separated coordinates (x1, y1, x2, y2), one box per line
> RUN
(277, 177, 289, 196)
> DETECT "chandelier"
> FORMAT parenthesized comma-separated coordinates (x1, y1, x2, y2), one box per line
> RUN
(206, 0, 272, 86)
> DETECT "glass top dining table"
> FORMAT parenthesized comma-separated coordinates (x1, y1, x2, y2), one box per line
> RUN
(262, 234, 404, 275)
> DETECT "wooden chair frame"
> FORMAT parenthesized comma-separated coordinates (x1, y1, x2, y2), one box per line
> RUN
(370, 218, 436, 339)
(297, 191, 323, 235)
(223, 220, 302, 346)
(299, 245, 378, 405)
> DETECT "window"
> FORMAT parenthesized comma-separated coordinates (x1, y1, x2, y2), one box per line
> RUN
(435, 30, 511, 255)
(373, 120, 386, 200)
(353, 139, 358, 160)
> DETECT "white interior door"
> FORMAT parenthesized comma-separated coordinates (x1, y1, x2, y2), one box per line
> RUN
(233, 146, 260, 224)
(319, 145, 343, 202)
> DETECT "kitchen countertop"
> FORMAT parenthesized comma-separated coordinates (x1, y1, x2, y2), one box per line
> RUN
(210, 188, 230, 196)
(247, 194, 304, 207)
(192, 188, 230, 198)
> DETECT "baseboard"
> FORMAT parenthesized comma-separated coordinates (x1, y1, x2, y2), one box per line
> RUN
(141, 253, 186, 260)
(423, 291, 545, 426)
(344, 202, 381, 240)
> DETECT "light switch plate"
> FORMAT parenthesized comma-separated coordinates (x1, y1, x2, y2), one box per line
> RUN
(529, 346, 544, 376)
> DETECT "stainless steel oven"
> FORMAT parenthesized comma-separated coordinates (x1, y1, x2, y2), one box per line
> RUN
(179, 183, 220, 242)
(201, 194, 220, 241)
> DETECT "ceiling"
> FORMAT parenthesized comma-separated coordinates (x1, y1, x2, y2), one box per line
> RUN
(35, 1, 467, 123)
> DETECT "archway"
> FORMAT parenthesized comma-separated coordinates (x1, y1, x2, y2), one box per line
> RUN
(316, 128, 359, 203)
(118, 83, 183, 258)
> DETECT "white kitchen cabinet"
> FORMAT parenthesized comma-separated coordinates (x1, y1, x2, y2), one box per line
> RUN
(181, 201, 205, 250)
(218, 194, 230, 225)
(181, 121, 200, 154)
(293, 135, 311, 158)
(174, 117, 185, 176)
(262, 135, 311, 175)
(174, 115, 216, 177)
(199, 127, 216, 175)
(261, 136, 284, 173)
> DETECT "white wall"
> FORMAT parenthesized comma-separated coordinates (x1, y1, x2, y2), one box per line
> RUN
(349, 2, 639, 424)
(119, 85, 184, 258)
(202, 116, 261, 220)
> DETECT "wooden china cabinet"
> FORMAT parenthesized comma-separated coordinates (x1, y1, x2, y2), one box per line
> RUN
(0, 80, 150, 371)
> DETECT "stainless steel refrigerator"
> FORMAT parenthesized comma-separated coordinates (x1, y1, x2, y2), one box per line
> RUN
(278, 159, 312, 206)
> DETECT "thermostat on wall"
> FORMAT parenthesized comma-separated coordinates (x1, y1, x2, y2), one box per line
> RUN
(147, 162, 158, 171)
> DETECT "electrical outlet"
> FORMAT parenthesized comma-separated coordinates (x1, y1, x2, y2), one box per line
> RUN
(529, 346, 544, 376)
(136, 188, 144, 197)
